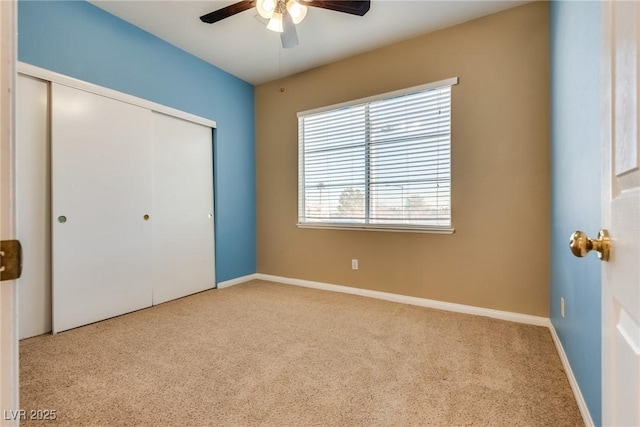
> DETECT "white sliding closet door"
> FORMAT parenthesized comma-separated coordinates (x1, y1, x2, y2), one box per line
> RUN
(151, 112, 215, 304)
(51, 83, 153, 333)
(16, 75, 51, 339)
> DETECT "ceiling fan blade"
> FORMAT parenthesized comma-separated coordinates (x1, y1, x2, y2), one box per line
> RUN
(200, 1, 257, 24)
(298, 0, 370, 16)
(281, 12, 299, 49)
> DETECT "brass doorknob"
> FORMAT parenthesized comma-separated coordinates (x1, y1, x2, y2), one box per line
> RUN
(569, 230, 610, 261)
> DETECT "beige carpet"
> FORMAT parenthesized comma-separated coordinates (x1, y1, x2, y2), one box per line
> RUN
(20, 280, 583, 426)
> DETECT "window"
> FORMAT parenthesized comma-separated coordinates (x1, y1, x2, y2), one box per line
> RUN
(297, 77, 457, 233)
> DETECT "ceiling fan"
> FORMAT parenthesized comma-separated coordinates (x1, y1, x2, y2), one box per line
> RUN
(200, 0, 371, 49)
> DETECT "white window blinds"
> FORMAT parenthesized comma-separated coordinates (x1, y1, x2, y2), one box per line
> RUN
(298, 77, 457, 232)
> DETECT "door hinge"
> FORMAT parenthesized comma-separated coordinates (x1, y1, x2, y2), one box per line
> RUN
(0, 240, 22, 281)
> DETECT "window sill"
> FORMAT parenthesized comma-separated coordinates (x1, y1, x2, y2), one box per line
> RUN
(296, 223, 455, 235)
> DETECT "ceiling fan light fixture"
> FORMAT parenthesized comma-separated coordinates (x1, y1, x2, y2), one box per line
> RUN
(266, 12, 284, 32)
(256, 0, 276, 19)
(286, 0, 307, 24)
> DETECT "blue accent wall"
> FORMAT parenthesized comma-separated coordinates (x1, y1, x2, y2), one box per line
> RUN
(550, 1, 601, 424)
(18, 0, 256, 282)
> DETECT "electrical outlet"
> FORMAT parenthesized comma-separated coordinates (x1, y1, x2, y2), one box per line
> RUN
(561, 297, 565, 318)
(351, 259, 358, 270)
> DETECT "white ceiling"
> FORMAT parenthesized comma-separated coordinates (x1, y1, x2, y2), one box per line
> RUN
(89, 0, 531, 85)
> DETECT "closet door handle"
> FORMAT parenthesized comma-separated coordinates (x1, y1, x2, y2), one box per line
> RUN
(143, 214, 150, 221)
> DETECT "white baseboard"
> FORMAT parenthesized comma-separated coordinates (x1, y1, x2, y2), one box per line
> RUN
(253, 273, 549, 327)
(216, 273, 259, 289)
(548, 323, 595, 427)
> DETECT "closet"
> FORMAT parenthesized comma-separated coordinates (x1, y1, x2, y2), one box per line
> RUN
(17, 65, 216, 336)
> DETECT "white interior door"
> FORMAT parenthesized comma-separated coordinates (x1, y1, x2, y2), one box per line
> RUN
(16, 74, 50, 339)
(0, 0, 19, 422)
(151, 112, 215, 304)
(51, 83, 153, 333)
(602, 1, 640, 425)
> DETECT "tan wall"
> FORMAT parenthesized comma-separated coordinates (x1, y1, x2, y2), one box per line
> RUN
(255, 2, 550, 316)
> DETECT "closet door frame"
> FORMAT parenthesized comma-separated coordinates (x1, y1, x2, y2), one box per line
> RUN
(19, 63, 216, 130)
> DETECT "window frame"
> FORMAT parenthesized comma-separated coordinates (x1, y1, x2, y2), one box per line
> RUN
(297, 77, 458, 234)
